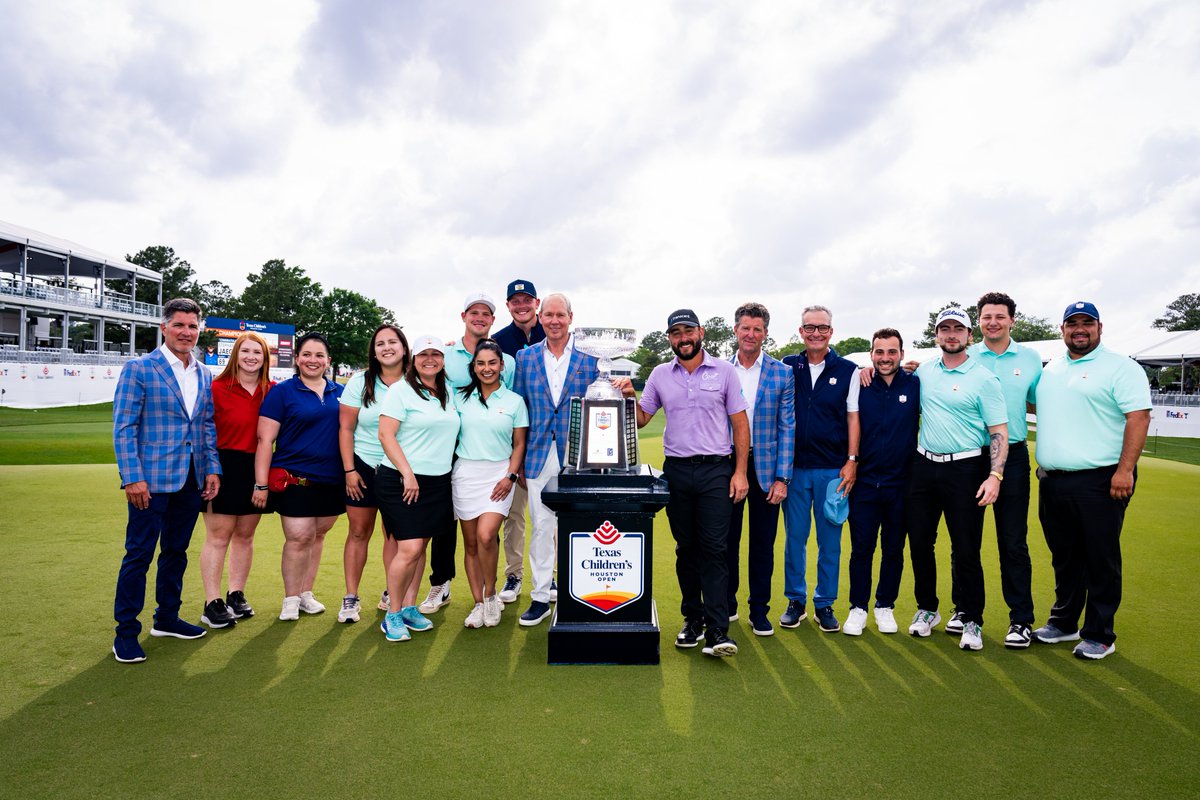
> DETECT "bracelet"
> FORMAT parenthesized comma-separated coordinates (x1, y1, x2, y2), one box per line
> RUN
(254, 484, 269, 491)
(989, 471, 1004, 481)
(344, 468, 356, 474)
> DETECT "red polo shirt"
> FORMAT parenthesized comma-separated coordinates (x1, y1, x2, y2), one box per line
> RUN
(212, 378, 271, 452)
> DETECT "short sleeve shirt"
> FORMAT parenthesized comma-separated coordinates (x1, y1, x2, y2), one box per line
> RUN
(640, 351, 748, 457)
(969, 340, 1042, 443)
(453, 385, 530, 462)
(341, 371, 398, 468)
(258, 377, 344, 483)
(378, 381, 461, 475)
(915, 356, 1008, 453)
(1034, 344, 1151, 470)
(211, 378, 270, 452)
(443, 340, 517, 390)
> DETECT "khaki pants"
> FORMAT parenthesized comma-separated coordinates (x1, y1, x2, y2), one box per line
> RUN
(502, 482, 527, 579)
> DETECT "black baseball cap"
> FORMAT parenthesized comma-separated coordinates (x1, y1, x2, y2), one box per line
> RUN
(506, 279, 537, 300)
(666, 309, 701, 330)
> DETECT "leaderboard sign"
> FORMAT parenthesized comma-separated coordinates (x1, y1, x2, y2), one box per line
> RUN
(203, 317, 295, 369)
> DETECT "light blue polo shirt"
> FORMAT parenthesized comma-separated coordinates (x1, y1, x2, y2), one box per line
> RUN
(453, 385, 530, 462)
(443, 339, 516, 389)
(340, 371, 398, 468)
(1034, 344, 1151, 471)
(378, 381, 461, 475)
(915, 355, 1008, 453)
(969, 340, 1043, 443)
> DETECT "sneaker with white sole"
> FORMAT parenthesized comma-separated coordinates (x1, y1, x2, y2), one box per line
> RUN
(401, 605, 434, 632)
(279, 596, 301, 621)
(1033, 623, 1081, 644)
(874, 606, 898, 634)
(298, 591, 325, 614)
(1073, 640, 1115, 660)
(960, 621, 983, 651)
(464, 602, 485, 629)
(381, 611, 410, 642)
(483, 595, 502, 627)
(843, 607, 868, 636)
(498, 575, 521, 604)
(1004, 623, 1032, 649)
(945, 610, 966, 635)
(378, 590, 390, 611)
(908, 609, 942, 637)
(338, 594, 361, 623)
(550, 579, 558, 603)
(418, 581, 450, 614)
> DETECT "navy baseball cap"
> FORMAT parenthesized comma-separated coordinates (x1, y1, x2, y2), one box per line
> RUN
(1062, 300, 1100, 322)
(506, 279, 537, 299)
(666, 309, 701, 330)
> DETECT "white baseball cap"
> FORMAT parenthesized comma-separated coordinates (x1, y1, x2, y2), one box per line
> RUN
(462, 292, 496, 314)
(410, 334, 446, 356)
(935, 306, 971, 328)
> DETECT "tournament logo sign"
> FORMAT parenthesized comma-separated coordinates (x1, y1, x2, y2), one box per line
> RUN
(569, 520, 644, 614)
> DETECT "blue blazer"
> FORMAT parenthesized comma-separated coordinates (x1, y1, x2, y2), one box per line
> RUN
(113, 348, 220, 493)
(513, 342, 599, 480)
(730, 353, 796, 492)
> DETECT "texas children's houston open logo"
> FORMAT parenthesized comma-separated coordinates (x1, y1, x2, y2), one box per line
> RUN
(569, 520, 644, 614)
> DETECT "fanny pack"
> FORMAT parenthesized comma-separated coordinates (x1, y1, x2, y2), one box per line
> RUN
(268, 467, 310, 492)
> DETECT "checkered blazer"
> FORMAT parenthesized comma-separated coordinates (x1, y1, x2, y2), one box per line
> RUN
(513, 342, 599, 479)
(113, 348, 220, 493)
(731, 353, 796, 493)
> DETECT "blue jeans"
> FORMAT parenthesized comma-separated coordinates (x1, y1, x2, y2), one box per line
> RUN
(782, 467, 843, 609)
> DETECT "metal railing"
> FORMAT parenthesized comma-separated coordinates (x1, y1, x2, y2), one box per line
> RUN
(1153, 393, 1200, 407)
(0, 277, 160, 318)
(0, 347, 136, 366)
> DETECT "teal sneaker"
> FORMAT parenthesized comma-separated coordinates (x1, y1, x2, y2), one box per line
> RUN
(401, 605, 434, 632)
(381, 611, 410, 642)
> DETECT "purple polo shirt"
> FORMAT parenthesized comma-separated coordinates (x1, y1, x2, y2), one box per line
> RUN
(640, 351, 747, 457)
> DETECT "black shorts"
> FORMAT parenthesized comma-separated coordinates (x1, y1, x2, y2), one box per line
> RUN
(208, 449, 259, 516)
(376, 466, 452, 541)
(344, 454, 381, 509)
(269, 479, 346, 518)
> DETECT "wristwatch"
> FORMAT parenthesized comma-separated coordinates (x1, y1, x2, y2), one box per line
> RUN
(507, 472, 519, 482)
(847, 455, 858, 462)
(776, 476, 791, 486)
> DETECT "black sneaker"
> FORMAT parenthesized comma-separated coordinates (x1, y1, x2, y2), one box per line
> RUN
(201, 598, 238, 629)
(814, 606, 841, 632)
(226, 590, 254, 619)
(945, 610, 966, 635)
(702, 629, 738, 657)
(675, 619, 705, 648)
(779, 600, 807, 628)
(1004, 622, 1033, 649)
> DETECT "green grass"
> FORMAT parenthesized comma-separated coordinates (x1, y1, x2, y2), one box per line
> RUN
(1142, 434, 1200, 466)
(0, 440, 1198, 798)
(0, 403, 115, 464)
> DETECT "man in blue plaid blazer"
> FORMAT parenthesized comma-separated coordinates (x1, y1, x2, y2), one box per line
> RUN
(727, 303, 796, 636)
(111, 298, 221, 663)
(511, 293, 599, 626)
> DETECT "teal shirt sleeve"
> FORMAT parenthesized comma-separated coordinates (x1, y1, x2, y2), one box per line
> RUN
(980, 373, 1008, 428)
(1113, 358, 1152, 413)
(378, 381, 409, 423)
(502, 354, 516, 388)
(513, 395, 529, 428)
(342, 372, 365, 408)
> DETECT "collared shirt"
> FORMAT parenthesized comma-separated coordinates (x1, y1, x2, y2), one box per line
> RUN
(1034, 343, 1151, 471)
(378, 381, 461, 475)
(453, 385, 530, 461)
(211, 377, 270, 452)
(340, 371, 398, 468)
(640, 350, 748, 457)
(732, 350, 764, 420)
(543, 335, 575, 406)
(857, 368, 920, 487)
(797, 352, 862, 410)
(159, 343, 199, 418)
(492, 320, 546, 358)
(258, 376, 344, 483)
(443, 338, 516, 390)
(914, 355, 1007, 453)
(969, 339, 1042, 443)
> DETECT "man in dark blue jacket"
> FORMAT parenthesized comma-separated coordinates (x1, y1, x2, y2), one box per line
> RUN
(842, 328, 919, 636)
(780, 305, 860, 633)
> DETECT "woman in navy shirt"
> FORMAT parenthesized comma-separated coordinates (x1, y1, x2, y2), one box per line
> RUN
(253, 332, 345, 622)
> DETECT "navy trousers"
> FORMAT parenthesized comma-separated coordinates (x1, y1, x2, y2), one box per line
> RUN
(847, 483, 906, 610)
(726, 458, 780, 618)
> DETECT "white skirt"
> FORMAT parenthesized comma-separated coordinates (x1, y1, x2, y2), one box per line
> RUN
(452, 458, 516, 520)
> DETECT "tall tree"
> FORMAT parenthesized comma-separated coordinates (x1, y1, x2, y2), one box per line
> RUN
(832, 336, 870, 356)
(630, 331, 671, 381)
(771, 334, 805, 360)
(701, 316, 735, 358)
(123, 245, 197, 304)
(314, 288, 394, 368)
(237, 259, 323, 330)
(1010, 314, 1058, 342)
(1153, 293, 1200, 331)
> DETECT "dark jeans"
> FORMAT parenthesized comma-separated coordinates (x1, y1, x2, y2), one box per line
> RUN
(428, 516, 458, 586)
(847, 483, 906, 610)
(664, 456, 733, 632)
(906, 452, 988, 625)
(726, 458, 780, 618)
(1038, 464, 1131, 645)
(114, 467, 202, 639)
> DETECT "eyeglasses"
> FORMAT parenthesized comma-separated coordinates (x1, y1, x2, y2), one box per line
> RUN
(801, 325, 832, 334)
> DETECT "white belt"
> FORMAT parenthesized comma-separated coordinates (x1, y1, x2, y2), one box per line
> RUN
(918, 445, 982, 463)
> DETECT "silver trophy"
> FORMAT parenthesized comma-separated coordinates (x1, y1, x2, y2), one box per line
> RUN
(569, 327, 640, 471)
(574, 327, 638, 400)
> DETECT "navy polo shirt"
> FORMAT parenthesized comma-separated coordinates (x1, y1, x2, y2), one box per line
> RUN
(857, 369, 921, 488)
(492, 320, 546, 358)
(258, 376, 344, 483)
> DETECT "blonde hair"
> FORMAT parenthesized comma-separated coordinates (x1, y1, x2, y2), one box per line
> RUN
(216, 332, 273, 395)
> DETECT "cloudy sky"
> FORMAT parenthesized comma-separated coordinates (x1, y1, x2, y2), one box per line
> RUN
(2, 0, 1198, 347)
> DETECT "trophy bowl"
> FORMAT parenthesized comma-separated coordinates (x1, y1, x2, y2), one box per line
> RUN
(574, 327, 638, 399)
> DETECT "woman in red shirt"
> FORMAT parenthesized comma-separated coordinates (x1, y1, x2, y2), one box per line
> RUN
(200, 332, 273, 628)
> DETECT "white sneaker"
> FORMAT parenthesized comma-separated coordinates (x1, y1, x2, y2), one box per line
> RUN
(908, 609, 942, 637)
(464, 602, 485, 629)
(945, 610, 966, 635)
(279, 596, 301, 621)
(874, 607, 899, 634)
(337, 594, 361, 623)
(960, 621, 983, 651)
(498, 575, 521, 604)
(298, 591, 325, 614)
(483, 595, 502, 627)
(549, 579, 558, 603)
(843, 607, 868, 636)
(377, 589, 390, 611)
(419, 581, 450, 614)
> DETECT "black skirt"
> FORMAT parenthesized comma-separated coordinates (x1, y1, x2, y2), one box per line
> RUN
(208, 449, 260, 516)
(269, 479, 346, 518)
(344, 453, 381, 509)
(375, 466, 452, 541)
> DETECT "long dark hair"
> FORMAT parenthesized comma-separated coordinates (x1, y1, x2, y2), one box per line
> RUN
(457, 338, 505, 408)
(362, 324, 410, 408)
(406, 351, 450, 409)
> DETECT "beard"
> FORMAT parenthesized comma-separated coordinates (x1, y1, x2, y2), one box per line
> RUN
(671, 334, 704, 360)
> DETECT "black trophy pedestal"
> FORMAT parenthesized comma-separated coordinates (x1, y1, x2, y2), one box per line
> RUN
(540, 464, 669, 665)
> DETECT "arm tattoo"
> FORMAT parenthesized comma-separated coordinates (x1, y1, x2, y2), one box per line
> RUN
(989, 432, 1006, 474)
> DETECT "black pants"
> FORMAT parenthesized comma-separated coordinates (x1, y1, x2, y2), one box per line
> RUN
(906, 452, 988, 625)
(429, 517, 458, 586)
(726, 458, 780, 618)
(847, 483, 906, 610)
(1038, 464, 1131, 645)
(664, 456, 732, 632)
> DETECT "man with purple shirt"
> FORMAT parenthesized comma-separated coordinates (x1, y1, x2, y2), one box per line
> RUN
(621, 309, 750, 657)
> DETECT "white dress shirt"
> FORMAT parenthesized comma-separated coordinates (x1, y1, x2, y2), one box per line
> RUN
(543, 335, 575, 406)
(733, 350, 764, 421)
(159, 343, 200, 418)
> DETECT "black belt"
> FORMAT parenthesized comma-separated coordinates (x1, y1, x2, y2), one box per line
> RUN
(665, 454, 729, 464)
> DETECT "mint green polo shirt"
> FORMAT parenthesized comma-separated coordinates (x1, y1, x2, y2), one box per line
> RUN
(969, 340, 1043, 443)
(1033, 344, 1151, 471)
(915, 355, 1008, 453)
(443, 340, 516, 389)
(453, 385, 530, 462)
(378, 381, 461, 475)
(340, 371, 397, 468)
